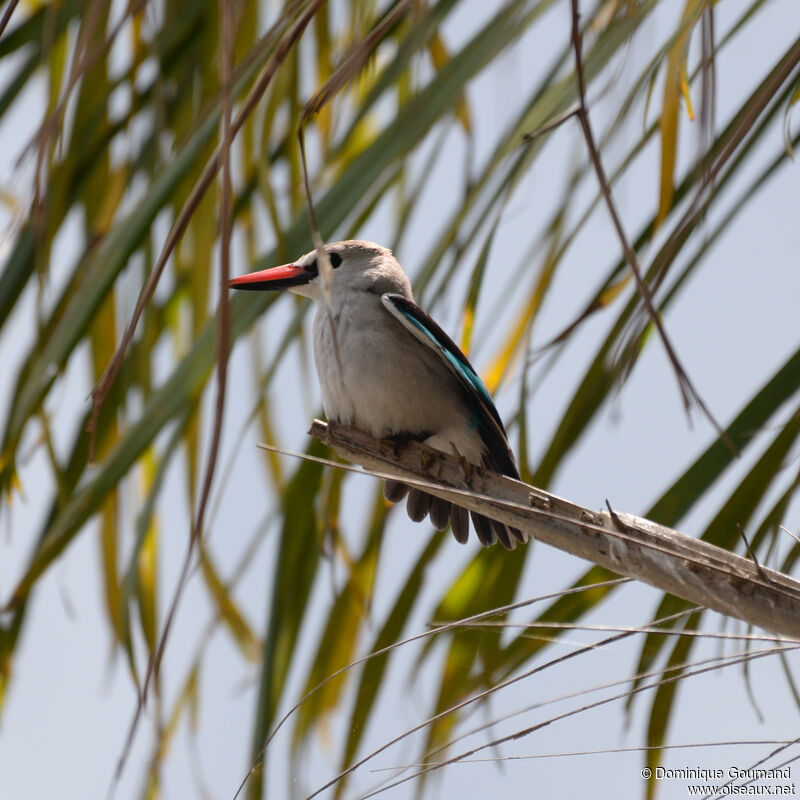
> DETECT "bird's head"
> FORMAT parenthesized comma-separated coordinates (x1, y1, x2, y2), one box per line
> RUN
(229, 240, 412, 301)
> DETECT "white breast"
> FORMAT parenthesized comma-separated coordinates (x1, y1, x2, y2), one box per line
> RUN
(311, 293, 486, 464)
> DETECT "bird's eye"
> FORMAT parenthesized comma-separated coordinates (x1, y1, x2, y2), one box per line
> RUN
(330, 252, 342, 268)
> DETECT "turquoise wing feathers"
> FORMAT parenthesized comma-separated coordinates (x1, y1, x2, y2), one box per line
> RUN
(380, 293, 518, 478)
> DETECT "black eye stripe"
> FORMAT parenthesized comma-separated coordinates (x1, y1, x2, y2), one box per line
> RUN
(307, 253, 341, 274)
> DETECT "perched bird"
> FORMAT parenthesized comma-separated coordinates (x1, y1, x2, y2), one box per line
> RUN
(230, 240, 525, 549)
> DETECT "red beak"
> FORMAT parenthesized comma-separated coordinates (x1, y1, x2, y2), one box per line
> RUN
(229, 263, 312, 291)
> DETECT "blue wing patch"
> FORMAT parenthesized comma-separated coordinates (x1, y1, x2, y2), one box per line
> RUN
(381, 294, 523, 547)
(384, 295, 494, 410)
(381, 293, 510, 466)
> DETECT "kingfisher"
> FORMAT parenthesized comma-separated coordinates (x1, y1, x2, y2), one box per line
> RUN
(230, 240, 524, 549)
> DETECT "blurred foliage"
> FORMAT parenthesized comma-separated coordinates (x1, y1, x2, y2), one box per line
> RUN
(0, 0, 799, 797)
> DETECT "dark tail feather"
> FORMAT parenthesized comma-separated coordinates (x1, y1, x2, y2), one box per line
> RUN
(384, 479, 409, 503)
(510, 527, 527, 544)
(470, 511, 496, 546)
(429, 496, 451, 530)
(451, 506, 469, 544)
(385, 480, 527, 549)
(406, 488, 431, 522)
(491, 520, 515, 550)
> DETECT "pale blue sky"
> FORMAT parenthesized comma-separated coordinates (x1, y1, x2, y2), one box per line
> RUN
(1, 1, 800, 798)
